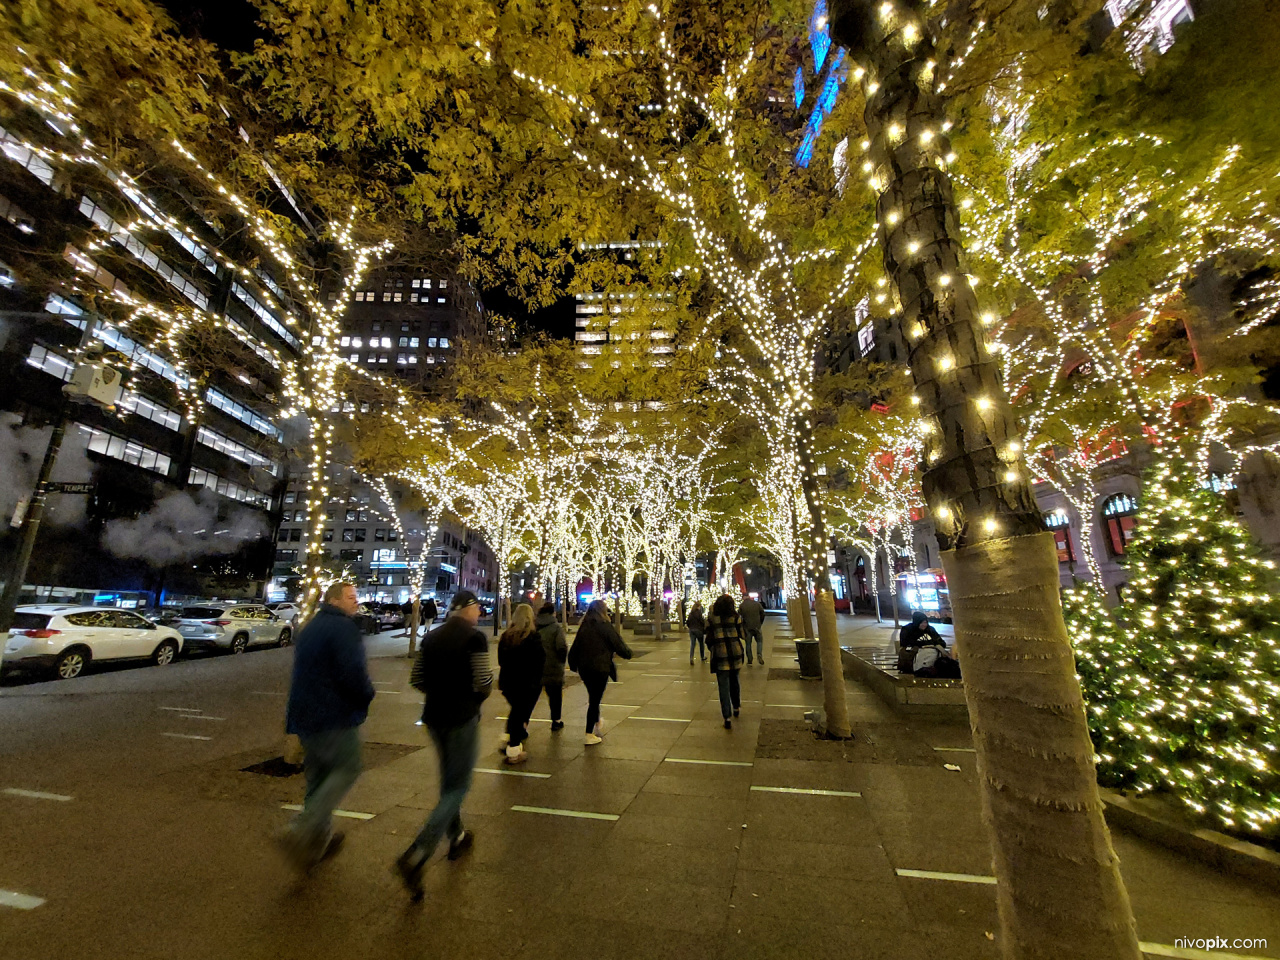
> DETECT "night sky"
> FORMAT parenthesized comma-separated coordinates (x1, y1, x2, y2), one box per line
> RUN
(160, 0, 577, 339)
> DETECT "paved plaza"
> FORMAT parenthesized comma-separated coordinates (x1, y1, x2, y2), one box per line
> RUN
(1, 616, 1277, 960)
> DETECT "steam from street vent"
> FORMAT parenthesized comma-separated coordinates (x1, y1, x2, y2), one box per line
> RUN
(103, 487, 267, 566)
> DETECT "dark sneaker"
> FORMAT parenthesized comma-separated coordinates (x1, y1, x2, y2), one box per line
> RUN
(447, 831, 473, 861)
(550, 720, 564, 731)
(393, 848, 426, 902)
(318, 831, 345, 864)
(723, 719, 732, 730)
(733, 709, 740, 718)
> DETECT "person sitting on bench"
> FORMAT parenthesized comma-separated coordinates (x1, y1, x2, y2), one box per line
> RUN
(896, 611, 943, 673)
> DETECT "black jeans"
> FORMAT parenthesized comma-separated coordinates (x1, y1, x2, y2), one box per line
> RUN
(715, 670, 741, 719)
(543, 683, 563, 723)
(504, 689, 539, 747)
(582, 671, 609, 733)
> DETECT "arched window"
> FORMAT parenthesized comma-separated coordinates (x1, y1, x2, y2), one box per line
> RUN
(1101, 493, 1138, 556)
(1043, 509, 1074, 563)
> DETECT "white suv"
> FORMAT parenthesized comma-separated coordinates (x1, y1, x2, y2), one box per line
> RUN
(175, 604, 292, 654)
(2, 605, 185, 680)
(266, 602, 301, 627)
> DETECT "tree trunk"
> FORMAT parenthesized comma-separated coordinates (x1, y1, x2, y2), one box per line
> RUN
(407, 595, 421, 657)
(830, 2, 1140, 956)
(796, 423, 851, 738)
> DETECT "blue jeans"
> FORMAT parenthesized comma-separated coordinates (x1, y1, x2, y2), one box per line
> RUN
(292, 726, 362, 855)
(744, 626, 763, 662)
(689, 629, 705, 661)
(716, 670, 741, 719)
(410, 715, 480, 862)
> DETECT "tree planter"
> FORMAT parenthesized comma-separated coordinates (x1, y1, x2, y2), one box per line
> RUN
(794, 638, 822, 679)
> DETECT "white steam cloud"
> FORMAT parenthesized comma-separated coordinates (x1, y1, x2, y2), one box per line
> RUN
(0, 413, 96, 527)
(102, 487, 267, 565)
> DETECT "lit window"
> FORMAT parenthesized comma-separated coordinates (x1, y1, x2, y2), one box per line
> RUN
(440, 338, 450, 348)
(408, 355, 418, 364)
(399, 337, 408, 346)
(428, 338, 437, 347)
(437, 297, 446, 304)
(382, 337, 392, 348)
(349, 353, 359, 362)
(409, 337, 419, 347)
(410, 293, 418, 302)
(352, 337, 362, 348)
(1101, 494, 1138, 556)
(423, 279, 432, 289)
(379, 354, 389, 363)
(439, 280, 448, 289)
(340, 336, 351, 346)
(382, 292, 391, 302)
(412, 279, 420, 288)
(397, 354, 407, 364)
(394, 292, 402, 302)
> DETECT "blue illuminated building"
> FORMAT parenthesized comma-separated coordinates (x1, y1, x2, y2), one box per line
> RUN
(794, 0, 849, 168)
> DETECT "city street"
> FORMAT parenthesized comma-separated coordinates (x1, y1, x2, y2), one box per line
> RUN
(1, 618, 1276, 960)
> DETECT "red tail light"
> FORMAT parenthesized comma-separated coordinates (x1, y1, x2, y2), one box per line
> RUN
(206, 620, 232, 627)
(24, 629, 61, 639)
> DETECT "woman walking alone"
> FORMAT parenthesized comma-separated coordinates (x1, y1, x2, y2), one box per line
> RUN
(706, 594, 746, 729)
(685, 600, 706, 665)
(497, 603, 545, 765)
(568, 599, 633, 745)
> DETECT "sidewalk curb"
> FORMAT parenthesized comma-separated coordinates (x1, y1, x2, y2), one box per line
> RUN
(1101, 788, 1280, 884)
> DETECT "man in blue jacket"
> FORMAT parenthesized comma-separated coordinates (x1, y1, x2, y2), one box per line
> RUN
(281, 581, 375, 871)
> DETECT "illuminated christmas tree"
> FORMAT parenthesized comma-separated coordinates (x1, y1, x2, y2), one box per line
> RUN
(1070, 453, 1280, 837)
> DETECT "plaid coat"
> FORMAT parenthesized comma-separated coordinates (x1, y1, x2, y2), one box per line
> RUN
(705, 612, 746, 673)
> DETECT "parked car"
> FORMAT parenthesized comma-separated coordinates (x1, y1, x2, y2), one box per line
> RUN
(175, 603, 292, 654)
(376, 606, 405, 630)
(2, 605, 185, 680)
(266, 602, 301, 627)
(352, 604, 381, 635)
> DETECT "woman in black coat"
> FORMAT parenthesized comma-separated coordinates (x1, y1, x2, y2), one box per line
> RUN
(497, 603, 545, 764)
(568, 599, 633, 745)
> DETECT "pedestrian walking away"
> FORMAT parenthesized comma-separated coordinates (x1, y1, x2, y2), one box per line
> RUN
(496, 603, 545, 764)
(568, 598, 632, 745)
(534, 602, 569, 730)
(395, 589, 493, 901)
(280, 581, 375, 872)
(685, 600, 706, 665)
(738, 593, 765, 664)
(706, 594, 746, 729)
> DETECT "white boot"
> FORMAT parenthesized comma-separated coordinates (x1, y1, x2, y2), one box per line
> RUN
(505, 743, 528, 765)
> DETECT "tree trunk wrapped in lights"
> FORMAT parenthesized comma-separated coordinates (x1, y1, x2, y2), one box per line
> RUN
(830, 2, 1140, 956)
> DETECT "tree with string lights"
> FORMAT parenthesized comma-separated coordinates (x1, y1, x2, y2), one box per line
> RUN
(1070, 448, 1280, 837)
(827, 0, 1146, 953)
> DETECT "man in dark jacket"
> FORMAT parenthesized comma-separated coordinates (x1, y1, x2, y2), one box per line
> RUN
(534, 602, 568, 730)
(395, 590, 492, 901)
(738, 594, 766, 664)
(281, 581, 374, 870)
(897, 611, 944, 673)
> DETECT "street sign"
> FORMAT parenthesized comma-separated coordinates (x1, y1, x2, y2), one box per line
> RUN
(46, 482, 95, 495)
